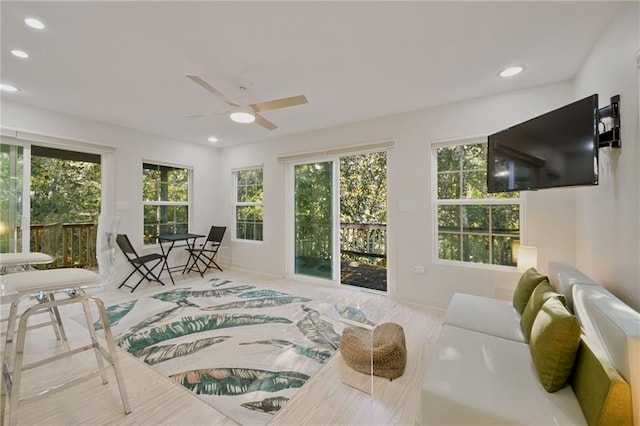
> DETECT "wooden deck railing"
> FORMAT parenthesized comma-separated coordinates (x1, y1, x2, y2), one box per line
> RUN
(295, 223, 387, 264)
(24, 221, 384, 269)
(340, 223, 386, 265)
(28, 222, 97, 268)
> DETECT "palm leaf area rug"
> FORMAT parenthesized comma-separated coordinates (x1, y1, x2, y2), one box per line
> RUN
(89, 278, 364, 425)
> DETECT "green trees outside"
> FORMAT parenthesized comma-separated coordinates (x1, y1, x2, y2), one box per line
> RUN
(340, 151, 387, 225)
(436, 143, 520, 266)
(30, 156, 101, 224)
(143, 163, 189, 244)
(294, 161, 333, 278)
(1, 145, 101, 255)
(293, 152, 388, 286)
(235, 168, 264, 241)
(0, 144, 24, 252)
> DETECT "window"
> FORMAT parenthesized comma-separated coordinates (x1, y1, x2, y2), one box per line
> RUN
(434, 140, 521, 267)
(234, 167, 263, 241)
(143, 162, 191, 244)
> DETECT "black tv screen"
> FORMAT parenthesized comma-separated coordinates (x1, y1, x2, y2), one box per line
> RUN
(487, 94, 599, 193)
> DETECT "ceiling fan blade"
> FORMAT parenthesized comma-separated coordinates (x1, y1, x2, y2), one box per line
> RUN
(186, 75, 241, 107)
(254, 113, 278, 130)
(249, 95, 308, 112)
(186, 110, 229, 119)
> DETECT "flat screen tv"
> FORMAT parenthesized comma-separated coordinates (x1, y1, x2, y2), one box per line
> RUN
(487, 94, 599, 193)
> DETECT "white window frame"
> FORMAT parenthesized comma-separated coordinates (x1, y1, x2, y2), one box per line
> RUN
(431, 137, 525, 270)
(142, 160, 193, 245)
(233, 165, 264, 243)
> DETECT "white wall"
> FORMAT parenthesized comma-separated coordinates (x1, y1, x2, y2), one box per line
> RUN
(573, 2, 640, 311)
(219, 3, 640, 311)
(4, 5, 635, 310)
(219, 82, 577, 309)
(1, 101, 221, 283)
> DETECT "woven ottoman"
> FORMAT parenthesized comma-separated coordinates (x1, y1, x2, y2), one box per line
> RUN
(339, 322, 407, 380)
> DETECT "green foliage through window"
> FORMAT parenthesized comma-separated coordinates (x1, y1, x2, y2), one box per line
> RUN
(235, 167, 263, 241)
(435, 142, 520, 266)
(1, 144, 24, 252)
(31, 154, 101, 224)
(143, 163, 190, 244)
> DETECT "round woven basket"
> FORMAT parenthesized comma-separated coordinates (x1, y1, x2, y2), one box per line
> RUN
(339, 322, 406, 380)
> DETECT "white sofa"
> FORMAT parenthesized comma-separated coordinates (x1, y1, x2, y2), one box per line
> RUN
(421, 262, 639, 425)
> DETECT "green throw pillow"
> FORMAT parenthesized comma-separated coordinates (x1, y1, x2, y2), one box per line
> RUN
(571, 337, 633, 426)
(520, 279, 566, 342)
(529, 297, 581, 392)
(512, 267, 548, 314)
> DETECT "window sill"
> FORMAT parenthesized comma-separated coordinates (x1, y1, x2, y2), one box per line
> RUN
(231, 239, 264, 245)
(432, 258, 519, 273)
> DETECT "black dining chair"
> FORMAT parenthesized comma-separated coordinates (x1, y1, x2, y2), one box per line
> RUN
(116, 234, 168, 292)
(183, 226, 226, 277)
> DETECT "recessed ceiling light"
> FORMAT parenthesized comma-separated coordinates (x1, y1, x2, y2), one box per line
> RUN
(0, 84, 19, 92)
(230, 111, 256, 124)
(25, 17, 45, 30)
(11, 49, 29, 59)
(207, 136, 218, 143)
(500, 66, 524, 78)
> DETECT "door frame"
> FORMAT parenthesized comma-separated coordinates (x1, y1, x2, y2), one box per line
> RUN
(284, 146, 390, 291)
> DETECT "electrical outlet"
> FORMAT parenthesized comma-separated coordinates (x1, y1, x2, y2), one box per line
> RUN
(412, 265, 425, 274)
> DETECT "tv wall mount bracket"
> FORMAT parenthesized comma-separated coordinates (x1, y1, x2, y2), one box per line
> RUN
(598, 95, 620, 149)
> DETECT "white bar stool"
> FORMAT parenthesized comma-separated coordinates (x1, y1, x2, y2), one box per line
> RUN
(0, 252, 53, 275)
(0, 252, 65, 346)
(0, 269, 131, 425)
(0, 252, 54, 270)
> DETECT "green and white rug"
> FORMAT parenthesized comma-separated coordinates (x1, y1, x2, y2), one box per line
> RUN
(93, 278, 349, 425)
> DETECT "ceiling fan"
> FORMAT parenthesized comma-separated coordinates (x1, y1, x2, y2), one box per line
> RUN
(186, 75, 308, 130)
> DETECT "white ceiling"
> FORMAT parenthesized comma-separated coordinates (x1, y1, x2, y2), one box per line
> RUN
(1, 1, 622, 148)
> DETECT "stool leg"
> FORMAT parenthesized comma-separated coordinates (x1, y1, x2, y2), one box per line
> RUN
(7, 304, 33, 426)
(46, 305, 64, 343)
(38, 291, 63, 343)
(0, 367, 6, 426)
(80, 297, 108, 385)
(92, 297, 131, 415)
(3, 299, 21, 368)
(1, 336, 10, 426)
(48, 292, 71, 352)
(1, 298, 21, 425)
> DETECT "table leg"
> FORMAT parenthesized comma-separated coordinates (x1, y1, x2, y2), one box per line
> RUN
(158, 240, 176, 285)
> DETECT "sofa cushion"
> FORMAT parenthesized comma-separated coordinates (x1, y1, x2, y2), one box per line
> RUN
(512, 267, 548, 314)
(571, 336, 632, 426)
(529, 297, 581, 392)
(421, 325, 585, 425)
(548, 261, 598, 311)
(572, 283, 640, 426)
(443, 293, 525, 342)
(520, 279, 566, 342)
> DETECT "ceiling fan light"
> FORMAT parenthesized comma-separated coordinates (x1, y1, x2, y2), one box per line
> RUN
(0, 84, 19, 92)
(25, 18, 45, 30)
(230, 111, 255, 124)
(499, 66, 524, 78)
(11, 49, 29, 59)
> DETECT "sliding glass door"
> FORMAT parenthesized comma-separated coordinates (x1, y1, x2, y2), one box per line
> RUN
(291, 151, 388, 291)
(1, 138, 105, 268)
(294, 161, 334, 279)
(339, 152, 387, 291)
